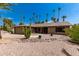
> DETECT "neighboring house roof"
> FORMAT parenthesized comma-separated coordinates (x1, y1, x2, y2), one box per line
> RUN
(13, 25, 27, 28)
(14, 21, 72, 28)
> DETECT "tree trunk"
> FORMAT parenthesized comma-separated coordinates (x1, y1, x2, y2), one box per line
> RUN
(29, 24, 31, 31)
(58, 10, 60, 22)
(0, 30, 2, 39)
(63, 18, 65, 22)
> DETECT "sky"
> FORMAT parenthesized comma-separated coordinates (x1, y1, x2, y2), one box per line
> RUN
(0, 3, 79, 25)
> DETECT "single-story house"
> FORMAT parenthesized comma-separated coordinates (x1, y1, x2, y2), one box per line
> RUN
(13, 21, 72, 34)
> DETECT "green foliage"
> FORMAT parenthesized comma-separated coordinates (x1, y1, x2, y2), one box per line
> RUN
(45, 19, 48, 22)
(0, 3, 13, 11)
(3, 25, 8, 31)
(7, 28, 13, 33)
(65, 25, 79, 43)
(51, 17, 57, 22)
(62, 16, 67, 21)
(41, 21, 44, 23)
(19, 22, 24, 25)
(3, 18, 13, 33)
(24, 28, 31, 39)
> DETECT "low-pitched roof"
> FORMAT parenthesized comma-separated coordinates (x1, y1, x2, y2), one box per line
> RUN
(14, 21, 72, 27)
(31, 21, 72, 27)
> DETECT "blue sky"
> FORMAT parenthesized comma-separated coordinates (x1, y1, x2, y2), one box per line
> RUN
(0, 3, 79, 25)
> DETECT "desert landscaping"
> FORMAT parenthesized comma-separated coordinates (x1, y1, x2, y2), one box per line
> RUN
(0, 30, 78, 56)
(0, 3, 79, 56)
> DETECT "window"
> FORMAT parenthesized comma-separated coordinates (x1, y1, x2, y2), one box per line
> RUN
(56, 27, 65, 32)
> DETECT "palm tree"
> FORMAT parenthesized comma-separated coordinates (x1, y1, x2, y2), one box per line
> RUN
(3, 18, 13, 27)
(62, 16, 67, 22)
(19, 22, 24, 25)
(38, 14, 41, 23)
(19, 16, 25, 25)
(32, 12, 36, 17)
(3, 18, 13, 32)
(45, 13, 48, 22)
(52, 9, 55, 18)
(51, 9, 57, 22)
(0, 3, 13, 39)
(29, 18, 32, 30)
(35, 15, 39, 23)
(45, 19, 48, 22)
(41, 21, 44, 23)
(32, 12, 36, 23)
(57, 7, 61, 22)
(51, 17, 56, 22)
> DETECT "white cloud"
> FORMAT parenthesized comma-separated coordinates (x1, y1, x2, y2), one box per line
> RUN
(48, 20, 52, 23)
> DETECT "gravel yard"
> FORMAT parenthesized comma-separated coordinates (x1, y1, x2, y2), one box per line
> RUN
(0, 31, 79, 56)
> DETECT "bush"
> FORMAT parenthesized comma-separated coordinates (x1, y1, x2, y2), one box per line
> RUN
(24, 28, 31, 39)
(38, 35, 41, 39)
(7, 28, 13, 33)
(65, 25, 79, 43)
(50, 33, 53, 36)
(10, 30, 13, 34)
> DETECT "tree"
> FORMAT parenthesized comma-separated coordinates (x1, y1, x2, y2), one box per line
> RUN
(0, 3, 13, 39)
(3, 18, 13, 32)
(19, 16, 25, 25)
(29, 18, 32, 30)
(64, 25, 79, 43)
(52, 9, 55, 18)
(41, 21, 44, 23)
(0, 3, 13, 11)
(62, 16, 67, 22)
(51, 9, 57, 22)
(45, 13, 48, 22)
(57, 7, 61, 22)
(45, 19, 48, 22)
(3, 18, 13, 27)
(19, 22, 24, 25)
(32, 12, 36, 17)
(35, 15, 39, 24)
(51, 17, 57, 22)
(32, 12, 35, 22)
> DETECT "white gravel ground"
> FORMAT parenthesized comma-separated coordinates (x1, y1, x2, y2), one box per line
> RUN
(0, 31, 79, 56)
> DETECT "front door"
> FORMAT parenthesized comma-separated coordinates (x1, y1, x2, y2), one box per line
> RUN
(42, 27, 48, 34)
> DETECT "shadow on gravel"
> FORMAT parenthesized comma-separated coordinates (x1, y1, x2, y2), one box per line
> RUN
(19, 38, 57, 43)
(20, 38, 29, 43)
(62, 48, 71, 56)
(60, 39, 79, 46)
(67, 40, 79, 46)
